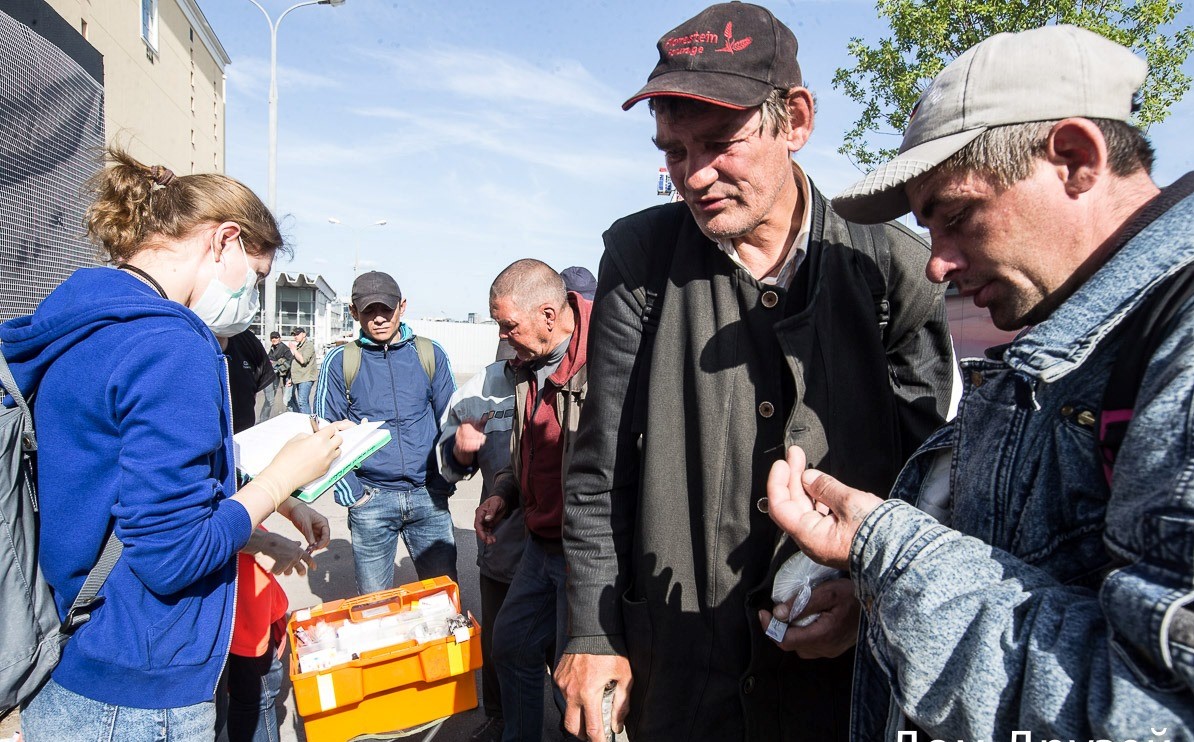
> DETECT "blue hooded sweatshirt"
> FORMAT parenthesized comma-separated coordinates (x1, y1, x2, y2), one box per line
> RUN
(0, 268, 252, 708)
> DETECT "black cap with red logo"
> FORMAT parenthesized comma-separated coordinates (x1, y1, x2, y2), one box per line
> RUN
(623, 2, 802, 111)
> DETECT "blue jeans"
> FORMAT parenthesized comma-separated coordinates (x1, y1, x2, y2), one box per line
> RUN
(492, 537, 569, 742)
(347, 485, 457, 594)
(21, 677, 215, 741)
(289, 380, 314, 414)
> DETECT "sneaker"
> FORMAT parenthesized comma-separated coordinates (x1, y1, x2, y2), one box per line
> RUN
(469, 716, 505, 742)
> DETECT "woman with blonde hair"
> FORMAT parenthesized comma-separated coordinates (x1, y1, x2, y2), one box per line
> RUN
(0, 149, 347, 739)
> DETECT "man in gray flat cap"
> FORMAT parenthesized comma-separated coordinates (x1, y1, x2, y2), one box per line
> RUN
(557, 3, 957, 740)
(770, 24, 1194, 740)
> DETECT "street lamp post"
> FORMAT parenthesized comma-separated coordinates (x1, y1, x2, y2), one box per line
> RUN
(327, 217, 388, 277)
(328, 218, 386, 337)
(246, 0, 345, 337)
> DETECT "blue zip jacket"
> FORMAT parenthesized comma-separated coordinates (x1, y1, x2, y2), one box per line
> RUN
(314, 323, 455, 505)
(0, 268, 251, 708)
(850, 176, 1194, 739)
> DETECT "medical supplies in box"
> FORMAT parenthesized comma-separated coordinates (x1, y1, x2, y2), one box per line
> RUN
(288, 576, 482, 742)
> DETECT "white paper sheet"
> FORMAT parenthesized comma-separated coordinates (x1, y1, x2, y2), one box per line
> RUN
(233, 412, 387, 497)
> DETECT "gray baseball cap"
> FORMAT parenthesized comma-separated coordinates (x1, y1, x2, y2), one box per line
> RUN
(833, 25, 1148, 224)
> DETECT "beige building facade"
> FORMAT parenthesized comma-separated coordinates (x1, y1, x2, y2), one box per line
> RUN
(41, 0, 228, 174)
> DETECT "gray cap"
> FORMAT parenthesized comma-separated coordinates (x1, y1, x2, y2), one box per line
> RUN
(833, 25, 1148, 224)
(352, 270, 402, 311)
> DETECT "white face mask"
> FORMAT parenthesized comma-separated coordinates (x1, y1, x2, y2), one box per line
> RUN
(190, 236, 260, 338)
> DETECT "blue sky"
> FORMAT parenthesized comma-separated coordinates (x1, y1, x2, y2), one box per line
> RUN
(200, 1, 1194, 321)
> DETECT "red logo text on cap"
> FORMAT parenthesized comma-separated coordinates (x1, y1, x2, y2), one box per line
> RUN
(664, 21, 752, 57)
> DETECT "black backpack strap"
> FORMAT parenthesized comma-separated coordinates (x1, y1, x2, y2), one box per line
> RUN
(606, 238, 668, 320)
(602, 207, 684, 434)
(845, 220, 892, 345)
(1098, 263, 1194, 482)
(603, 209, 682, 331)
(62, 531, 123, 634)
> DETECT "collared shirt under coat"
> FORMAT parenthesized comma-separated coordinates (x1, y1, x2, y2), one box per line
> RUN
(564, 179, 955, 741)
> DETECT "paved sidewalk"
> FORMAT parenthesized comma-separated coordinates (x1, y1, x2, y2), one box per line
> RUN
(257, 386, 565, 742)
(1, 386, 565, 742)
(266, 473, 566, 742)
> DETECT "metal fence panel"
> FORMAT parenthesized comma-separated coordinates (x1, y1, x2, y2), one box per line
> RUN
(0, 8, 104, 322)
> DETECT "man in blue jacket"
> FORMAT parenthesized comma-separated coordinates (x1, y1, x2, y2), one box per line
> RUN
(315, 271, 457, 593)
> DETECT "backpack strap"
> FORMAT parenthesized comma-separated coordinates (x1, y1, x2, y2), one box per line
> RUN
(845, 221, 892, 344)
(604, 209, 683, 320)
(342, 341, 362, 404)
(603, 207, 685, 434)
(1, 345, 122, 633)
(61, 532, 123, 634)
(414, 335, 437, 382)
(0, 349, 34, 453)
(1098, 263, 1194, 483)
(344, 336, 436, 405)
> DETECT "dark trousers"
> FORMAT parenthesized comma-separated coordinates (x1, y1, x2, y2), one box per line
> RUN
(481, 568, 557, 722)
(480, 573, 512, 718)
(492, 537, 573, 742)
(215, 643, 283, 742)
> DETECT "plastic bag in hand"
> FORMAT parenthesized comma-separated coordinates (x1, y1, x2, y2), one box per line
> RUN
(771, 552, 843, 628)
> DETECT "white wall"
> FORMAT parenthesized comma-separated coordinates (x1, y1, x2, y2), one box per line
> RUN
(314, 292, 336, 350)
(406, 320, 500, 382)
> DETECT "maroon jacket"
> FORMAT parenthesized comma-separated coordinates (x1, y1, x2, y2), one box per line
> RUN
(493, 292, 590, 540)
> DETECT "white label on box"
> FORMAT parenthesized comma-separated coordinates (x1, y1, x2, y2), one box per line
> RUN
(317, 673, 336, 712)
(360, 605, 390, 619)
(765, 616, 788, 643)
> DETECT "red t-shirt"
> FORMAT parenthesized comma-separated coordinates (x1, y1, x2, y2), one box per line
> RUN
(231, 528, 290, 657)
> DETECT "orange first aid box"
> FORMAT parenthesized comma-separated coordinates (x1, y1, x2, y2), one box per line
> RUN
(288, 576, 482, 741)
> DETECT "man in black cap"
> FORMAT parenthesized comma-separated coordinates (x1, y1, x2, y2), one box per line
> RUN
(259, 330, 293, 422)
(557, 4, 956, 740)
(288, 326, 317, 414)
(314, 271, 458, 593)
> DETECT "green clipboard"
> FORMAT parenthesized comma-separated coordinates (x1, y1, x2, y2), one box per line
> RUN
(233, 412, 392, 504)
(291, 428, 391, 502)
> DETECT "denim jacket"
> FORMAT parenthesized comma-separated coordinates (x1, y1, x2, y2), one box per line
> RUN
(851, 178, 1194, 741)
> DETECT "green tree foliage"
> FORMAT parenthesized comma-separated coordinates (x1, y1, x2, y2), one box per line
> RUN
(833, 0, 1194, 170)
